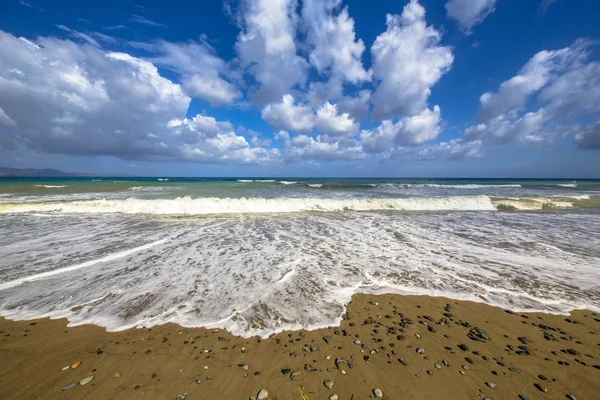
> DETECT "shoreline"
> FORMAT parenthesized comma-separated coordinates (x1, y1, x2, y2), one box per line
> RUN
(1, 293, 599, 399)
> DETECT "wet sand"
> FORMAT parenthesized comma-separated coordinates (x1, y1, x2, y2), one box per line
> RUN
(1, 294, 599, 399)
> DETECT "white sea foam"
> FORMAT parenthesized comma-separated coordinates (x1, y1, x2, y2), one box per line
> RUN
(237, 180, 254, 183)
(280, 181, 297, 185)
(157, 178, 169, 181)
(381, 183, 522, 189)
(33, 185, 68, 188)
(257, 180, 276, 183)
(558, 183, 577, 187)
(0, 238, 167, 291)
(0, 210, 598, 337)
(308, 184, 323, 188)
(0, 195, 498, 215)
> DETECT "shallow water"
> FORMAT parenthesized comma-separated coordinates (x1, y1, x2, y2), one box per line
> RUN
(0, 177, 599, 337)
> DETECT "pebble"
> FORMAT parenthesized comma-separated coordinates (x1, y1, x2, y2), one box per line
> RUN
(459, 370, 465, 375)
(324, 379, 334, 389)
(485, 382, 496, 388)
(442, 360, 449, 367)
(290, 371, 301, 380)
(417, 348, 425, 354)
(329, 395, 339, 400)
(518, 395, 528, 400)
(538, 374, 547, 380)
(195, 379, 201, 384)
(354, 339, 361, 345)
(176, 393, 187, 400)
(241, 364, 249, 371)
(61, 366, 70, 371)
(60, 383, 77, 391)
(373, 388, 383, 398)
(534, 383, 548, 393)
(434, 363, 441, 369)
(281, 368, 291, 375)
(257, 389, 268, 400)
(427, 370, 433, 375)
(566, 395, 576, 400)
(79, 376, 94, 386)
(71, 361, 82, 369)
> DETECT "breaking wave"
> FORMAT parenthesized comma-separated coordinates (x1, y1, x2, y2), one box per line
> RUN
(33, 185, 68, 188)
(0, 195, 594, 215)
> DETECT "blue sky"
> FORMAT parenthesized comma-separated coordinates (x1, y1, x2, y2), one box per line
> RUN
(0, 0, 599, 177)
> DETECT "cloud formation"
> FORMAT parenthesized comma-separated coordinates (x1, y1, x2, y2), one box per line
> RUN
(445, 0, 498, 33)
(464, 40, 600, 149)
(0, 31, 272, 164)
(370, 0, 453, 120)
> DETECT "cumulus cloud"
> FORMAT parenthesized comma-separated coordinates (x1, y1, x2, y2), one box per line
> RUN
(416, 139, 483, 160)
(445, 0, 498, 34)
(575, 120, 600, 150)
(168, 115, 280, 163)
(0, 31, 274, 164)
(479, 41, 590, 120)
(301, 0, 370, 83)
(472, 39, 600, 149)
(539, 60, 600, 116)
(261, 94, 314, 133)
(235, 0, 308, 104)
(149, 39, 241, 106)
(370, 0, 453, 120)
(277, 131, 365, 162)
(361, 106, 442, 152)
(336, 90, 371, 122)
(464, 108, 549, 145)
(314, 102, 358, 136)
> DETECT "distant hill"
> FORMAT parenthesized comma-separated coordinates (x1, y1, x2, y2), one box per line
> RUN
(0, 167, 131, 177)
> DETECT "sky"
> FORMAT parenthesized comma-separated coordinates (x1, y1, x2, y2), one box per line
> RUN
(0, 0, 599, 178)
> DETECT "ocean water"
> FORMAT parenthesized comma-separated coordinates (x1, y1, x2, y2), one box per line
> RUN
(0, 177, 599, 337)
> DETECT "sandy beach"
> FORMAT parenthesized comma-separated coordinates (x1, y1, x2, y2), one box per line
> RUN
(1, 293, 599, 400)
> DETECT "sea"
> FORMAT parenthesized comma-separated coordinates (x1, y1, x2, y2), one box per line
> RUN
(0, 177, 599, 338)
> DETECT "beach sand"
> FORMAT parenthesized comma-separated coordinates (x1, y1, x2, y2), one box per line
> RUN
(1, 294, 599, 400)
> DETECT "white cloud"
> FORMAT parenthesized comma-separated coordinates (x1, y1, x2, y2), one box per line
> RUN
(463, 123, 487, 141)
(278, 132, 365, 162)
(149, 40, 241, 106)
(261, 94, 315, 133)
(361, 106, 442, 152)
(336, 90, 371, 122)
(416, 139, 483, 160)
(465, 108, 549, 144)
(306, 77, 343, 107)
(56, 25, 101, 48)
(445, 0, 498, 34)
(479, 40, 590, 120)
(473, 39, 600, 150)
(0, 106, 16, 127)
(314, 102, 358, 136)
(370, 0, 453, 120)
(0, 30, 276, 165)
(539, 60, 600, 116)
(575, 120, 600, 150)
(301, 0, 370, 83)
(235, 0, 308, 104)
